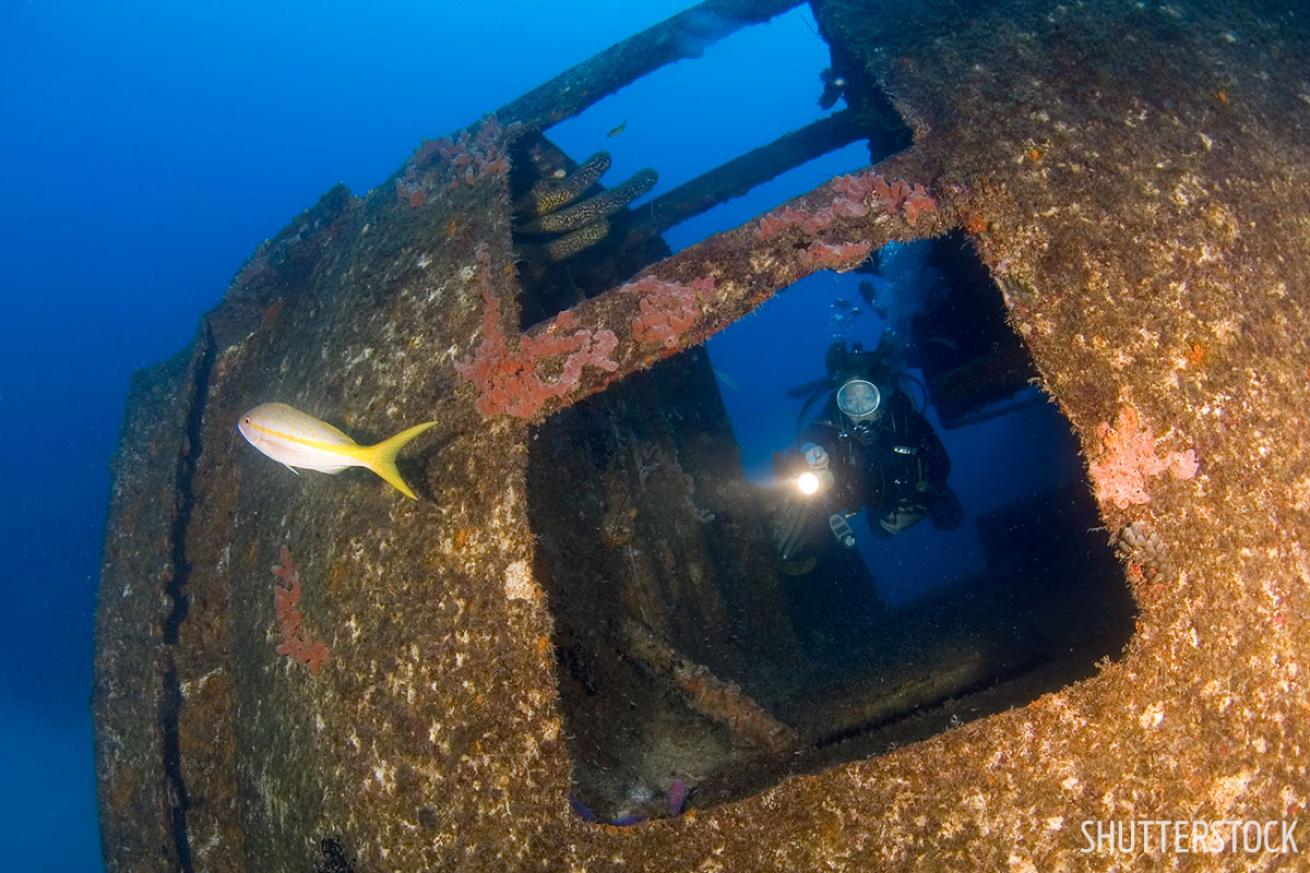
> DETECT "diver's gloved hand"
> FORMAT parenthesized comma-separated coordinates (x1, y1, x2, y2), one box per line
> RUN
(874, 505, 925, 537)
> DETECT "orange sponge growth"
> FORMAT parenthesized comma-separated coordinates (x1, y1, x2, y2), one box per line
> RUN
(628, 275, 718, 349)
(755, 171, 938, 240)
(455, 246, 619, 418)
(1089, 405, 1199, 509)
(395, 114, 514, 206)
(271, 545, 331, 676)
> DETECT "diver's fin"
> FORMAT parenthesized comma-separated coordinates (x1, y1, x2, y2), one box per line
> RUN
(359, 421, 437, 499)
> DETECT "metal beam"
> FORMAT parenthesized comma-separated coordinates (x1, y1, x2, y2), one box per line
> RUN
(497, 0, 805, 131)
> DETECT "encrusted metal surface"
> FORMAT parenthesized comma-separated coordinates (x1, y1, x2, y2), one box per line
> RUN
(95, 0, 1310, 869)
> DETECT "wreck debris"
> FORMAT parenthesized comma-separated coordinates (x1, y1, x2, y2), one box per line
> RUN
(630, 109, 868, 239)
(1088, 404, 1199, 509)
(621, 620, 798, 753)
(484, 163, 948, 420)
(795, 240, 873, 272)
(91, 0, 1310, 865)
(272, 545, 331, 676)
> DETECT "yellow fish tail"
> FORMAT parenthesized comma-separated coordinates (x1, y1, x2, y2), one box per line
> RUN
(359, 421, 436, 499)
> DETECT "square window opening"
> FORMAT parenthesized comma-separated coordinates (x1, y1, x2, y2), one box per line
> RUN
(526, 233, 1137, 825)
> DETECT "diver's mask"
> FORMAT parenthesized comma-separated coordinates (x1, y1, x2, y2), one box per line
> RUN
(835, 378, 882, 438)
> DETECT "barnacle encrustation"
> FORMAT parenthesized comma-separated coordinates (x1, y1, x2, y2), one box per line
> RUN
(1115, 520, 1170, 582)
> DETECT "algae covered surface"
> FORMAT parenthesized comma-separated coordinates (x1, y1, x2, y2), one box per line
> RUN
(94, 0, 1310, 869)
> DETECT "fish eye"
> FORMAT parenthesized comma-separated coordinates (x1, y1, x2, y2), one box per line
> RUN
(242, 417, 251, 424)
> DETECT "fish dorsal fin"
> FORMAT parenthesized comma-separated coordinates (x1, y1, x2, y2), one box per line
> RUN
(308, 418, 356, 446)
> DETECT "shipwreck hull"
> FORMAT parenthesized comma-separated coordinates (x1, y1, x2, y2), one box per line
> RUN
(94, 0, 1310, 869)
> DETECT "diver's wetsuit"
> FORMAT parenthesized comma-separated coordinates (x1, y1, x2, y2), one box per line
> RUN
(772, 338, 964, 573)
(805, 388, 956, 536)
(774, 384, 962, 571)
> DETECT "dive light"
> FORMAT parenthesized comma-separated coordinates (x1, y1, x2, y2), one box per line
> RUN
(795, 442, 834, 497)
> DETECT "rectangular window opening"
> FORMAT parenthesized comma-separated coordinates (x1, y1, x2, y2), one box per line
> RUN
(526, 234, 1137, 825)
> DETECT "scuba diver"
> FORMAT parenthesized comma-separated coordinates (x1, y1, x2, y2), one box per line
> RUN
(772, 335, 964, 574)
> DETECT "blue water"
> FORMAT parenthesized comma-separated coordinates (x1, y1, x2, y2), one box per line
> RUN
(1, 2, 1079, 867)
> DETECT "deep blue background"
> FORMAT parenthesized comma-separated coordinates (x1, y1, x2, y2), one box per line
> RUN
(0, 2, 1080, 868)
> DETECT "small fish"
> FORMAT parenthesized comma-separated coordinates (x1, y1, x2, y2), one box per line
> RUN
(712, 367, 741, 391)
(925, 335, 961, 354)
(238, 402, 435, 499)
(550, 168, 568, 179)
(606, 121, 627, 138)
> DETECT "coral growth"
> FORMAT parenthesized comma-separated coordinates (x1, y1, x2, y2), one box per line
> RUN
(963, 211, 989, 235)
(517, 169, 658, 235)
(853, 172, 939, 227)
(536, 220, 611, 262)
(271, 545, 331, 676)
(395, 114, 515, 207)
(627, 275, 718, 349)
(455, 247, 619, 418)
(514, 154, 657, 263)
(900, 185, 939, 226)
(515, 151, 612, 217)
(755, 171, 939, 241)
(1089, 405, 1199, 509)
